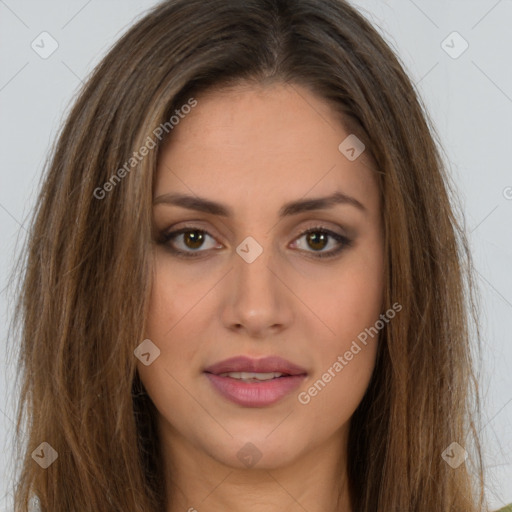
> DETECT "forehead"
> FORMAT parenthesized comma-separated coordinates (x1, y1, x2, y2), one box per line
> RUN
(155, 82, 379, 215)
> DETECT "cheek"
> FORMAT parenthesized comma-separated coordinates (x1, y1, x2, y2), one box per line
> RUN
(138, 258, 199, 391)
(297, 301, 381, 429)
(143, 251, 215, 352)
(307, 239, 384, 348)
(137, 268, 202, 427)
(296, 240, 384, 411)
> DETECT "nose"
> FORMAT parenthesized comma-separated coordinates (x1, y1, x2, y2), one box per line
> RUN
(220, 240, 294, 339)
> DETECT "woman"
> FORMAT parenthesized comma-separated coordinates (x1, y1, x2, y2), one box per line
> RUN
(10, 0, 503, 510)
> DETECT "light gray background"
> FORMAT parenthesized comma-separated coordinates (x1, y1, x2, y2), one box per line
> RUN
(1, 0, 511, 509)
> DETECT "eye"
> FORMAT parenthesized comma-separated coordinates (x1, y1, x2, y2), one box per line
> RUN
(290, 227, 352, 259)
(160, 227, 221, 258)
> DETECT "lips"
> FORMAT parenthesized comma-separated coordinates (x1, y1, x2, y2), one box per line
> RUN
(204, 355, 308, 376)
(204, 356, 308, 407)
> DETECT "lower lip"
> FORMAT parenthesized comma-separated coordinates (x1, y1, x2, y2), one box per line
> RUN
(205, 373, 307, 407)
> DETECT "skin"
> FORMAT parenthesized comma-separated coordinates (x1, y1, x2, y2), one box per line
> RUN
(138, 82, 384, 512)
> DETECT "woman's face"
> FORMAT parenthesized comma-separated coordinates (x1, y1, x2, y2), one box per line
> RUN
(139, 82, 384, 471)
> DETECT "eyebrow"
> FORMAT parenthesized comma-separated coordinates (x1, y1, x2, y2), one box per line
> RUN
(152, 191, 367, 217)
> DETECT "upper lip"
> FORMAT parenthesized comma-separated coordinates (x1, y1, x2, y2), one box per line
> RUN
(204, 356, 308, 376)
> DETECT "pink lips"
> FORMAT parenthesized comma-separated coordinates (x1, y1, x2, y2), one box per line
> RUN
(204, 356, 308, 407)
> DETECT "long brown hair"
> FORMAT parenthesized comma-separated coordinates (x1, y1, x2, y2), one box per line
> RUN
(9, 0, 487, 510)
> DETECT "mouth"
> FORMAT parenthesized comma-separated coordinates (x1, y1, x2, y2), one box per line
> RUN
(214, 371, 292, 382)
(203, 356, 308, 407)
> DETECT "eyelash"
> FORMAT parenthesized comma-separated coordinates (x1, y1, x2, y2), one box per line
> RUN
(158, 225, 352, 260)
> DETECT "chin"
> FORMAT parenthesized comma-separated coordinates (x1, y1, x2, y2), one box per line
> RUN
(207, 433, 305, 470)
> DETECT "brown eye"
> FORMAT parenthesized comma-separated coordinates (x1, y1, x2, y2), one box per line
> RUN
(182, 230, 206, 249)
(292, 227, 352, 259)
(305, 231, 329, 251)
(161, 227, 221, 257)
